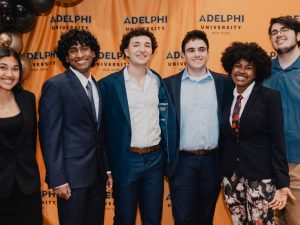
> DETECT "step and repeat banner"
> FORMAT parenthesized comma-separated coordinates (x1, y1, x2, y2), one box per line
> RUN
(18, 0, 299, 224)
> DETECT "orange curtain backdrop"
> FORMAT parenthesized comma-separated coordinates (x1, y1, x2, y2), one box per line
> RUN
(21, 1, 300, 224)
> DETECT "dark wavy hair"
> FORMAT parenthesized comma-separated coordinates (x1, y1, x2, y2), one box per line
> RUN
(181, 30, 209, 53)
(221, 42, 271, 83)
(119, 28, 158, 56)
(268, 16, 300, 46)
(0, 47, 23, 92)
(55, 29, 100, 68)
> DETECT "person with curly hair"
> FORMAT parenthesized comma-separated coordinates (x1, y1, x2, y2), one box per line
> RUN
(98, 28, 176, 225)
(39, 29, 112, 225)
(220, 42, 294, 225)
(264, 16, 300, 225)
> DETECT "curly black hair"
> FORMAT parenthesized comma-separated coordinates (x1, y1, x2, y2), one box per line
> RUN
(268, 16, 300, 46)
(181, 30, 209, 53)
(221, 42, 271, 83)
(119, 28, 158, 56)
(55, 29, 100, 69)
(0, 47, 23, 92)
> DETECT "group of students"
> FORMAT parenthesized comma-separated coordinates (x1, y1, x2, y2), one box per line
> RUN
(0, 15, 299, 225)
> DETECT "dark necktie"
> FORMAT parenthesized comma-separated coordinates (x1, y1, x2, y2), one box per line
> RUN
(232, 94, 243, 134)
(86, 81, 97, 121)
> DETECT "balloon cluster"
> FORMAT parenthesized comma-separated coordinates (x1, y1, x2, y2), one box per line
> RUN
(0, 0, 82, 81)
(0, 0, 56, 33)
(0, 0, 57, 81)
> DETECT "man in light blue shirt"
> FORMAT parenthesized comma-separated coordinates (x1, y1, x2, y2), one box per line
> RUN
(264, 16, 300, 225)
(164, 30, 233, 225)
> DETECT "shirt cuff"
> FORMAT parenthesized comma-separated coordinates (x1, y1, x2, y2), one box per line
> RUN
(54, 183, 69, 189)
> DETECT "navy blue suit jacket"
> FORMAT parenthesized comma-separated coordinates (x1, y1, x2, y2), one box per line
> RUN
(98, 68, 177, 182)
(39, 69, 109, 189)
(220, 84, 289, 188)
(164, 69, 233, 175)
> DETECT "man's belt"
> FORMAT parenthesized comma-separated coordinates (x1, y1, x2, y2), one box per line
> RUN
(129, 145, 161, 154)
(182, 148, 217, 155)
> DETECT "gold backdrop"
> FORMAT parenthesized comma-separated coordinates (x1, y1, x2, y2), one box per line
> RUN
(20, 0, 300, 224)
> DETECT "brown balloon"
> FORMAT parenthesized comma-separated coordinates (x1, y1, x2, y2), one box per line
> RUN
(10, 32, 23, 53)
(0, 32, 12, 47)
(20, 54, 32, 81)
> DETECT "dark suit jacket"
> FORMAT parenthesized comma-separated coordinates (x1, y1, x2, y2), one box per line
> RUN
(98, 68, 177, 182)
(220, 84, 289, 188)
(164, 69, 233, 176)
(39, 69, 109, 189)
(0, 90, 40, 198)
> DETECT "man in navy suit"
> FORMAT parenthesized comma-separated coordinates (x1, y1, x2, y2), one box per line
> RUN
(98, 28, 176, 225)
(39, 29, 112, 225)
(164, 30, 233, 225)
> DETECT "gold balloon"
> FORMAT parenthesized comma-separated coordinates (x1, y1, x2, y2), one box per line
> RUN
(10, 32, 23, 53)
(0, 32, 12, 47)
(20, 54, 32, 81)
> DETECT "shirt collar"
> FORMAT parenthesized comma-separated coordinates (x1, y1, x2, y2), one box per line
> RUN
(233, 81, 255, 100)
(182, 67, 212, 82)
(124, 66, 154, 81)
(70, 66, 92, 87)
(272, 55, 300, 70)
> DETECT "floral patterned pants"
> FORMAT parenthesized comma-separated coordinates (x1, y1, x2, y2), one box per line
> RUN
(223, 171, 276, 225)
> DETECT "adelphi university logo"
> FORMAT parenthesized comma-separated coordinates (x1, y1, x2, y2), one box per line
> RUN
(26, 51, 57, 71)
(123, 15, 168, 31)
(96, 51, 128, 73)
(165, 51, 187, 70)
(199, 14, 245, 35)
(41, 190, 57, 208)
(50, 14, 92, 31)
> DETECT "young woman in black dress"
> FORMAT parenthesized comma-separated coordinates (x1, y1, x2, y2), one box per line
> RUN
(0, 47, 42, 225)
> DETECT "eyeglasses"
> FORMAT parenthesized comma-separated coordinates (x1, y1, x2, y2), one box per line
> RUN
(269, 27, 290, 37)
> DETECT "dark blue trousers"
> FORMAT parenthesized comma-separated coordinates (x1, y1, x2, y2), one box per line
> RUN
(57, 180, 106, 225)
(113, 149, 164, 225)
(169, 151, 221, 225)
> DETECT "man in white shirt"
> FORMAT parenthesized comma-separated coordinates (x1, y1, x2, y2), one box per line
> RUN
(98, 28, 177, 225)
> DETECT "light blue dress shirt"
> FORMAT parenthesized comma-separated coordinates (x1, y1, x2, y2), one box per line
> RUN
(179, 68, 219, 151)
(263, 56, 300, 163)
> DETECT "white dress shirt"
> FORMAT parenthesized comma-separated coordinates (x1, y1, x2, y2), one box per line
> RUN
(124, 66, 161, 147)
(230, 81, 255, 125)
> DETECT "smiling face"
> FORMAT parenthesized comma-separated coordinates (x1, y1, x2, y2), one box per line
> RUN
(124, 35, 153, 67)
(231, 59, 256, 94)
(66, 42, 95, 78)
(270, 23, 300, 55)
(0, 56, 20, 93)
(183, 38, 208, 76)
